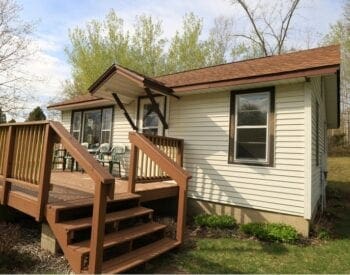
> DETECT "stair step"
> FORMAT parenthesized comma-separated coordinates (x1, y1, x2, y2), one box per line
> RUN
(59, 206, 153, 232)
(102, 238, 180, 274)
(47, 193, 140, 211)
(69, 222, 167, 255)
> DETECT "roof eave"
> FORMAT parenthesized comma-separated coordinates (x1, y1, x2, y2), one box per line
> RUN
(171, 65, 340, 93)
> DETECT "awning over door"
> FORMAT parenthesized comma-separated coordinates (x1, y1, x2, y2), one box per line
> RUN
(88, 64, 177, 104)
(88, 64, 177, 130)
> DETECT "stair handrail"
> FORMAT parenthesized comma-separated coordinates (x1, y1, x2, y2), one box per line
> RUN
(128, 132, 191, 243)
(49, 121, 114, 273)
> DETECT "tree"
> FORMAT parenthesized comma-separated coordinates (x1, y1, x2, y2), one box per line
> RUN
(166, 13, 207, 73)
(0, 0, 34, 117)
(205, 16, 235, 65)
(8, 118, 15, 123)
(131, 15, 167, 76)
(0, 108, 6, 124)
(26, 106, 46, 121)
(229, 0, 300, 57)
(323, 0, 350, 144)
(65, 10, 167, 96)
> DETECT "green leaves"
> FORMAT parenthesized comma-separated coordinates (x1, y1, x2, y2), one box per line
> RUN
(194, 214, 237, 229)
(240, 223, 299, 243)
(65, 11, 236, 97)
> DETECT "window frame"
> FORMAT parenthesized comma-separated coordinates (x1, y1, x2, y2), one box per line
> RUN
(137, 95, 167, 136)
(70, 106, 114, 148)
(229, 87, 275, 166)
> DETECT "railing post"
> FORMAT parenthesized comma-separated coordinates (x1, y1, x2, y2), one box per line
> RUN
(176, 140, 184, 167)
(37, 124, 55, 221)
(89, 182, 109, 274)
(128, 143, 138, 193)
(176, 179, 188, 243)
(1, 126, 15, 205)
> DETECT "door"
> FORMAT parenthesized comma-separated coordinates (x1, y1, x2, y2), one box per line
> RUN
(138, 96, 166, 136)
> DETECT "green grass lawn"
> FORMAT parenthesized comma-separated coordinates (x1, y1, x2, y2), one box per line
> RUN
(141, 157, 350, 274)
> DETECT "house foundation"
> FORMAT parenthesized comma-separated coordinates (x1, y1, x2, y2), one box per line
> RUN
(187, 198, 310, 237)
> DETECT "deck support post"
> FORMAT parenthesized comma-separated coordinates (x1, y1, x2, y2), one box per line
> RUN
(89, 182, 109, 274)
(1, 126, 15, 205)
(176, 181, 187, 243)
(37, 124, 55, 221)
(128, 144, 138, 193)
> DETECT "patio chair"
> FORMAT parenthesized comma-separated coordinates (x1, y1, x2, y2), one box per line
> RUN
(108, 145, 126, 177)
(95, 143, 111, 165)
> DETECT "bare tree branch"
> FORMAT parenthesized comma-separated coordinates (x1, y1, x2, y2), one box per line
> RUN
(231, 0, 301, 56)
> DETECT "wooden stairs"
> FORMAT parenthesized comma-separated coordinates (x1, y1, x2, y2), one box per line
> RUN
(46, 192, 180, 273)
(0, 122, 190, 273)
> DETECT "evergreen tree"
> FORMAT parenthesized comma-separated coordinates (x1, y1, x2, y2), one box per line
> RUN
(26, 106, 46, 121)
(0, 108, 6, 124)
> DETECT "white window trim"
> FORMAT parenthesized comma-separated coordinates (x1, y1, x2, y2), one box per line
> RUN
(233, 91, 270, 164)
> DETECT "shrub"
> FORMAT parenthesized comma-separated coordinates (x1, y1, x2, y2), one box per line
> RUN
(0, 222, 20, 254)
(240, 222, 299, 243)
(317, 229, 331, 240)
(194, 214, 236, 229)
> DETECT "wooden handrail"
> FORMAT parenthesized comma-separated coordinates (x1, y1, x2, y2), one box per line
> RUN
(135, 134, 184, 182)
(0, 121, 115, 273)
(48, 121, 114, 273)
(49, 121, 115, 187)
(129, 133, 190, 182)
(128, 132, 191, 242)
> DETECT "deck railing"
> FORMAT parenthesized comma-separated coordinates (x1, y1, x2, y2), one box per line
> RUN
(0, 121, 115, 274)
(128, 132, 191, 243)
(136, 134, 184, 182)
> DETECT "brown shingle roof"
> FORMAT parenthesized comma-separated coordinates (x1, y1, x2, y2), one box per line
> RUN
(155, 45, 340, 88)
(48, 45, 340, 108)
(47, 95, 111, 109)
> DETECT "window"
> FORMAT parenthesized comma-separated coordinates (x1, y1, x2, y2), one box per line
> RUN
(71, 107, 113, 150)
(229, 88, 274, 165)
(101, 108, 113, 144)
(142, 103, 160, 135)
(72, 111, 82, 141)
(138, 96, 166, 136)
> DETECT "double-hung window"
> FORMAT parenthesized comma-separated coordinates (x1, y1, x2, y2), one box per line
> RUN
(229, 88, 274, 166)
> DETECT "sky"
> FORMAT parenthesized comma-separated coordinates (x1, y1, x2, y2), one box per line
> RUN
(12, 0, 345, 120)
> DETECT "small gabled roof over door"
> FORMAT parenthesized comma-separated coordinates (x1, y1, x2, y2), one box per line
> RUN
(88, 64, 177, 104)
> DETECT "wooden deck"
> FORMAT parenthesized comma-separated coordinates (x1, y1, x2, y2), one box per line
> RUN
(49, 171, 179, 204)
(0, 122, 190, 273)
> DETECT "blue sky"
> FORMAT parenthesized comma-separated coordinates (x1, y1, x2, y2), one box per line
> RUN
(14, 0, 345, 118)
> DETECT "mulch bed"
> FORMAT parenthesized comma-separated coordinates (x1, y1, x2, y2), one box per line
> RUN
(0, 216, 71, 274)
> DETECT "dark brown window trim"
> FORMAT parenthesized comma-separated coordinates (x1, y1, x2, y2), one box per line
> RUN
(228, 86, 275, 167)
(70, 105, 115, 146)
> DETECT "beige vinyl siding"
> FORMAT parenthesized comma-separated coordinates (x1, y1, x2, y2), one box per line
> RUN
(168, 83, 306, 216)
(61, 110, 72, 132)
(310, 77, 327, 216)
(111, 101, 136, 177)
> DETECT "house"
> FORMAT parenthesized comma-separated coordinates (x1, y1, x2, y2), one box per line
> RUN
(48, 44, 340, 237)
